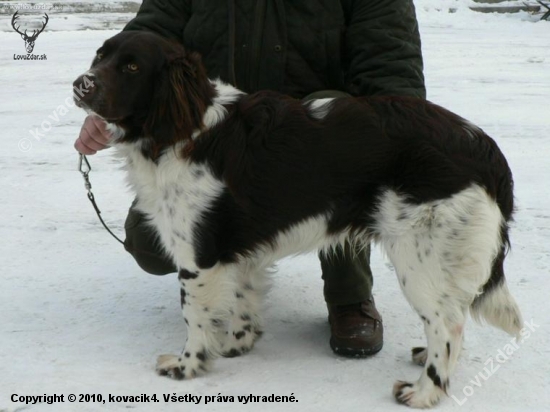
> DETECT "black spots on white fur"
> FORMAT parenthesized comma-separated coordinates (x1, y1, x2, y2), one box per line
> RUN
(192, 168, 205, 179)
(158, 365, 185, 380)
(446, 342, 451, 358)
(427, 364, 444, 390)
(174, 230, 187, 242)
(211, 318, 223, 327)
(184, 318, 189, 326)
(235, 292, 244, 299)
(401, 276, 407, 287)
(243, 324, 252, 332)
(240, 313, 251, 321)
(196, 351, 207, 362)
(184, 352, 190, 358)
(421, 315, 431, 325)
(180, 289, 187, 305)
(169, 206, 176, 218)
(243, 283, 254, 291)
(394, 382, 414, 404)
(417, 252, 423, 263)
(222, 343, 254, 358)
(179, 269, 199, 280)
(234, 331, 246, 340)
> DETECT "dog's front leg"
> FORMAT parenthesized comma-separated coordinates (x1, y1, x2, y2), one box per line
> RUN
(221, 265, 269, 357)
(156, 265, 235, 380)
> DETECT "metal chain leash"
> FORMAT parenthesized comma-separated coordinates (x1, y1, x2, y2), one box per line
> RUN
(78, 153, 125, 246)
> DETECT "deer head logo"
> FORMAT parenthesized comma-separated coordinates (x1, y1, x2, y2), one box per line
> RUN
(11, 11, 49, 54)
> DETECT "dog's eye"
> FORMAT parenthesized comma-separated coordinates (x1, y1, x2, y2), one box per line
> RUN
(96, 52, 103, 60)
(127, 63, 139, 72)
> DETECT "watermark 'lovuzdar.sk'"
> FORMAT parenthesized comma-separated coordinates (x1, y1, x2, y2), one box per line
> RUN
(451, 318, 540, 406)
(14, 53, 47, 60)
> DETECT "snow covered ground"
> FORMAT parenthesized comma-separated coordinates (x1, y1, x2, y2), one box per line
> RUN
(0, 2, 549, 411)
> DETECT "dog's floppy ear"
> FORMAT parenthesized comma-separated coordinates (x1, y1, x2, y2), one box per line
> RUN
(144, 49, 215, 157)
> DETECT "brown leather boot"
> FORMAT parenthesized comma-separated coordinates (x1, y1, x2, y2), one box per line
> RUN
(328, 297, 383, 357)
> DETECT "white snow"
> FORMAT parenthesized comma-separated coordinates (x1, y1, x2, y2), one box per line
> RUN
(0, 2, 549, 411)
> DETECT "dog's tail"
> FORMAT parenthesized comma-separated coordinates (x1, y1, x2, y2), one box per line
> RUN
(470, 246, 523, 337)
(467, 124, 522, 336)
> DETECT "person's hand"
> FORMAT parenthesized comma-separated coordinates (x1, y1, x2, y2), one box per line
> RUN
(74, 114, 112, 155)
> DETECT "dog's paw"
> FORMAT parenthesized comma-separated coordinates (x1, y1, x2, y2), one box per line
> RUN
(411, 347, 428, 366)
(156, 352, 210, 380)
(221, 327, 263, 358)
(393, 380, 444, 408)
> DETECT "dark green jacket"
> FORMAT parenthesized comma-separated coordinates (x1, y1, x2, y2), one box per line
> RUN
(124, 0, 425, 99)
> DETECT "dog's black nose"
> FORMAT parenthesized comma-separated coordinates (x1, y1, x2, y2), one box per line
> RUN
(73, 74, 97, 102)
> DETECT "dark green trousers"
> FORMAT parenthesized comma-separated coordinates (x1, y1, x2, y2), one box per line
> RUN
(124, 89, 374, 306)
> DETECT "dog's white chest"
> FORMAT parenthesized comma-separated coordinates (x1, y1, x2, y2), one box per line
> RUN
(121, 146, 223, 270)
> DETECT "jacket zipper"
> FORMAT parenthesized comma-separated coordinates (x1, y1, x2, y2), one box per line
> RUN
(227, 0, 238, 87)
(247, 0, 267, 92)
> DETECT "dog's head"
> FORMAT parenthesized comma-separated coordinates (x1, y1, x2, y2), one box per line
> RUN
(73, 31, 215, 156)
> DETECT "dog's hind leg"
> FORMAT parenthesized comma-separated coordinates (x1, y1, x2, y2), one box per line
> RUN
(384, 230, 459, 408)
(156, 265, 237, 380)
(221, 264, 269, 357)
(376, 185, 520, 408)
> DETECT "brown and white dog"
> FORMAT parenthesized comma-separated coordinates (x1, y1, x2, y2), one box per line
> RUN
(73, 31, 523, 408)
